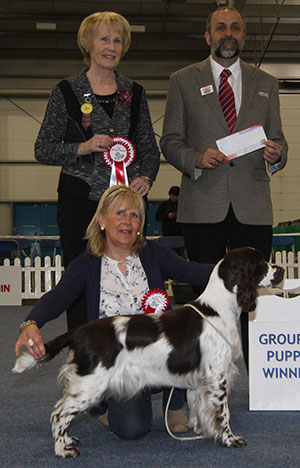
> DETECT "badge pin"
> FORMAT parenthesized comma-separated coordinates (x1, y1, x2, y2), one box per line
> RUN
(81, 93, 93, 129)
(258, 91, 269, 99)
(200, 85, 214, 96)
(81, 103, 93, 115)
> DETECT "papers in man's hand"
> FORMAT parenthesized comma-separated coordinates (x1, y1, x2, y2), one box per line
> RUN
(216, 124, 267, 161)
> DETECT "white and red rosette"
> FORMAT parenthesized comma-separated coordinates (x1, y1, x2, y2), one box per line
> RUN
(141, 289, 170, 314)
(102, 136, 135, 187)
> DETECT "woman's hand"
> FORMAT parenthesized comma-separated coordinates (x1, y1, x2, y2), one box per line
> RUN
(78, 134, 114, 156)
(15, 325, 45, 359)
(130, 176, 151, 196)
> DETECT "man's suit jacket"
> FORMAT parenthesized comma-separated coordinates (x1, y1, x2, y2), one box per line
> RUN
(160, 58, 288, 225)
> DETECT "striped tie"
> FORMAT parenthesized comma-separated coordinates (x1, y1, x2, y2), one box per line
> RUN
(219, 69, 237, 133)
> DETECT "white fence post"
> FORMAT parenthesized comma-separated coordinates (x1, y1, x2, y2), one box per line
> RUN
(297, 252, 300, 279)
(4, 255, 65, 300)
(44, 256, 52, 293)
(274, 250, 299, 280)
(54, 255, 63, 284)
(23, 257, 32, 298)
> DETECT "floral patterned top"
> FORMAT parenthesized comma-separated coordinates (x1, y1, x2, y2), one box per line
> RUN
(99, 254, 149, 318)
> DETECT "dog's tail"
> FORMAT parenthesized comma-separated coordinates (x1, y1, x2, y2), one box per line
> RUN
(12, 330, 75, 374)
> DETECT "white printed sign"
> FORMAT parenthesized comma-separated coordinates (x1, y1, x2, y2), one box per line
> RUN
(249, 280, 300, 410)
(0, 266, 21, 305)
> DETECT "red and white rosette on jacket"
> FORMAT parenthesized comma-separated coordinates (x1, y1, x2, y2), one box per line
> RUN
(141, 289, 170, 314)
(102, 136, 135, 187)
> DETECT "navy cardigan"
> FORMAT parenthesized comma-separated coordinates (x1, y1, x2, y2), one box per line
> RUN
(26, 241, 214, 328)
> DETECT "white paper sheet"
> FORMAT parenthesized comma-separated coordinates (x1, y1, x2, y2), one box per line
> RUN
(216, 124, 267, 161)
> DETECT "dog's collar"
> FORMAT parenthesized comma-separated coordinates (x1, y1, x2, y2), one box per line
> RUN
(183, 303, 234, 352)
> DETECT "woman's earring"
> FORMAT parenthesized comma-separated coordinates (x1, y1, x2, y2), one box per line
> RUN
(101, 226, 105, 231)
(137, 231, 140, 236)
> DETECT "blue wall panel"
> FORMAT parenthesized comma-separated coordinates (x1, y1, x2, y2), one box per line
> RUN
(14, 202, 59, 236)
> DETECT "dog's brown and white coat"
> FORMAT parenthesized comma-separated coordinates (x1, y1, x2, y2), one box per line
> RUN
(13, 247, 284, 458)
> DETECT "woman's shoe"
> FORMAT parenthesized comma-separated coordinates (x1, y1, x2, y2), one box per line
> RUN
(167, 408, 189, 433)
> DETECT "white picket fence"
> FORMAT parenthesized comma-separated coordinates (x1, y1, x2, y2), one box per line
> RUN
(274, 250, 300, 279)
(1, 251, 300, 300)
(3, 255, 64, 299)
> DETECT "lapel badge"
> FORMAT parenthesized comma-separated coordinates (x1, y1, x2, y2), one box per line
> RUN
(258, 91, 269, 99)
(200, 84, 214, 96)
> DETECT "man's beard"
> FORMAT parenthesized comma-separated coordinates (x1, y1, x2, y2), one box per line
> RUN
(212, 37, 244, 59)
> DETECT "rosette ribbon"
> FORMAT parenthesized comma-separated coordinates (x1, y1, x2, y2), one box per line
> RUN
(141, 289, 170, 314)
(102, 136, 135, 186)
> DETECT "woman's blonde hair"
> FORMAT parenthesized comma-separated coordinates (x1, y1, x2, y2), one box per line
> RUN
(86, 185, 146, 257)
(77, 11, 131, 66)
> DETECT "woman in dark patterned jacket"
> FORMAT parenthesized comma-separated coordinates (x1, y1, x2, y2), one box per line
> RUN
(35, 11, 160, 329)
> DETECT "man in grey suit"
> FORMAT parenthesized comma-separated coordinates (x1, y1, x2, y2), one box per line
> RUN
(160, 7, 288, 366)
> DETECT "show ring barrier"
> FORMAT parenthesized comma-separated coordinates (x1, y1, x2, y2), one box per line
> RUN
(0, 255, 64, 303)
(249, 278, 300, 411)
(0, 251, 299, 303)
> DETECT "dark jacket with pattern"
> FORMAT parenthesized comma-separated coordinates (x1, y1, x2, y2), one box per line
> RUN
(35, 68, 160, 201)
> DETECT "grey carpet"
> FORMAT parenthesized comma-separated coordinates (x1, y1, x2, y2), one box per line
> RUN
(1, 306, 298, 468)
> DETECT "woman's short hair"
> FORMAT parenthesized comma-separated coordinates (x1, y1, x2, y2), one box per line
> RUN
(86, 185, 146, 257)
(77, 11, 131, 66)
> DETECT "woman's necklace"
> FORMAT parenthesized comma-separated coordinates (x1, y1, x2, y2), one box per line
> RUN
(95, 92, 117, 104)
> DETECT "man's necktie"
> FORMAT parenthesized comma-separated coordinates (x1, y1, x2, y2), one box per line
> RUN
(219, 69, 237, 133)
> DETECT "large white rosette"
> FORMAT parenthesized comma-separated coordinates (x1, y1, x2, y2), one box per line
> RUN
(102, 136, 135, 186)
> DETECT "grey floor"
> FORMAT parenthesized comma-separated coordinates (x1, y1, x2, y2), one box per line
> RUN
(1, 305, 299, 468)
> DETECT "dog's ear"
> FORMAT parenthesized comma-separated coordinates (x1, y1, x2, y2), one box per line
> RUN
(236, 273, 259, 314)
(219, 248, 268, 314)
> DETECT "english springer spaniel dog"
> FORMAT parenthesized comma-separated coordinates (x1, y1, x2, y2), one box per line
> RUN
(13, 247, 284, 458)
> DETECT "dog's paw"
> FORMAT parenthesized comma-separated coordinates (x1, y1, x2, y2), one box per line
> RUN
(222, 434, 247, 448)
(65, 435, 80, 446)
(231, 436, 247, 448)
(55, 446, 80, 458)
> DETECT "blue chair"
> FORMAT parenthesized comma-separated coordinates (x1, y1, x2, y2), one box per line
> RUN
(0, 240, 20, 263)
(272, 235, 294, 248)
(154, 236, 186, 258)
(272, 235, 294, 261)
(154, 235, 185, 249)
(39, 238, 61, 261)
(6, 238, 32, 262)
